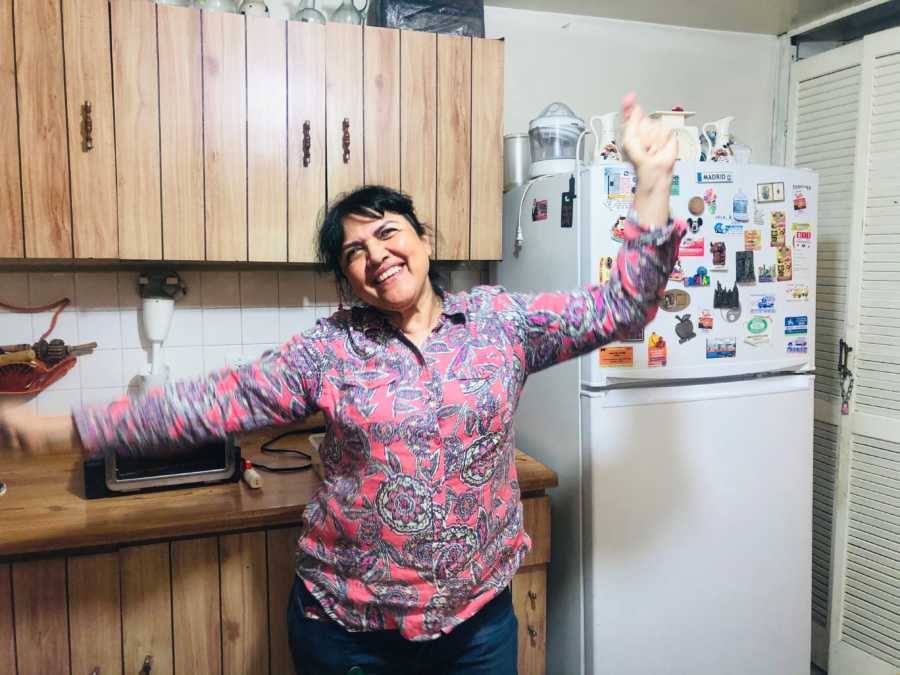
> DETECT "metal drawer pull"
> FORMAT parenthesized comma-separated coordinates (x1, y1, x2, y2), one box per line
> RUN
(527, 625, 538, 646)
(91, 668, 100, 675)
(342, 117, 351, 163)
(81, 101, 93, 152)
(528, 590, 537, 609)
(302, 120, 311, 167)
(141, 655, 153, 674)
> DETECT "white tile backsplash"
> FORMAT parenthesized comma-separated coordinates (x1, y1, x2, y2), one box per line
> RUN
(165, 307, 204, 347)
(32, 310, 78, 344)
(2, 313, 33, 344)
(78, 310, 123, 349)
(79, 350, 124, 389)
(279, 306, 318, 343)
(36, 388, 82, 415)
(163, 346, 206, 380)
(81, 386, 125, 406)
(202, 307, 243, 346)
(242, 307, 280, 345)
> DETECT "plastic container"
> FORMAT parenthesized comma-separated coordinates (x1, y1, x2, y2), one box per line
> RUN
(503, 133, 530, 191)
(528, 102, 584, 177)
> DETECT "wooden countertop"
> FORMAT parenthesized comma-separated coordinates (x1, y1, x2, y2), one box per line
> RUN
(0, 426, 558, 561)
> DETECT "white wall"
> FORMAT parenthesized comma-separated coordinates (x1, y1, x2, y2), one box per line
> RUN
(486, 5, 780, 164)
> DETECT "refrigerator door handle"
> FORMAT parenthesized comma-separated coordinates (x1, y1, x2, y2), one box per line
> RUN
(838, 338, 854, 415)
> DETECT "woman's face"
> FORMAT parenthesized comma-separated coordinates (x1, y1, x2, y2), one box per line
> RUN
(339, 211, 431, 314)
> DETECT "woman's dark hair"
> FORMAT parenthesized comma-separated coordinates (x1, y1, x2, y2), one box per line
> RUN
(316, 185, 441, 301)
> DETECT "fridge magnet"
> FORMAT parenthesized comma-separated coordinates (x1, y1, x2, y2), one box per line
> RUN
(710, 241, 727, 270)
(674, 314, 697, 344)
(687, 217, 704, 234)
(786, 284, 810, 301)
(706, 337, 737, 359)
(688, 196, 705, 216)
(670, 175, 681, 196)
(713, 281, 740, 309)
(792, 185, 810, 212)
(750, 293, 775, 314)
(772, 182, 785, 201)
(744, 229, 761, 251)
(699, 310, 714, 332)
(622, 325, 645, 342)
(714, 221, 743, 235)
(599, 256, 614, 284)
(757, 183, 773, 202)
(669, 258, 685, 282)
(777, 246, 793, 281)
(744, 315, 772, 346)
(648, 333, 668, 368)
(605, 167, 636, 214)
(696, 170, 734, 184)
(684, 266, 710, 287)
(662, 289, 691, 312)
(758, 264, 776, 283)
(791, 223, 812, 249)
(599, 346, 634, 367)
(532, 199, 548, 221)
(769, 211, 786, 247)
(786, 337, 809, 354)
(784, 315, 809, 336)
(735, 251, 755, 284)
(611, 216, 627, 242)
(704, 188, 718, 215)
(752, 200, 765, 226)
(561, 176, 576, 228)
(732, 189, 750, 222)
(679, 236, 704, 257)
(723, 306, 742, 323)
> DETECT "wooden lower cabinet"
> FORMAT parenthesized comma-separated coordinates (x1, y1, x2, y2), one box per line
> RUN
(0, 498, 550, 675)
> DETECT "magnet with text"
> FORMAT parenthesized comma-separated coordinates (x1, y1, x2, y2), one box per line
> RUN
(662, 288, 691, 312)
(744, 315, 772, 347)
(714, 221, 743, 235)
(791, 222, 812, 249)
(744, 229, 761, 251)
(784, 315, 808, 336)
(792, 184, 811, 212)
(786, 284, 809, 301)
(678, 236, 704, 257)
(769, 211, 786, 247)
(696, 171, 734, 184)
(706, 337, 737, 359)
(675, 314, 697, 344)
(787, 337, 808, 354)
(699, 310, 714, 332)
(684, 266, 710, 287)
(749, 293, 775, 314)
(599, 345, 634, 367)
(777, 246, 793, 281)
(648, 333, 668, 368)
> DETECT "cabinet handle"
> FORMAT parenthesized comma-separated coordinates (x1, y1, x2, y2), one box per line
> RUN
(90, 668, 100, 675)
(140, 655, 153, 674)
(81, 101, 93, 152)
(302, 120, 311, 168)
(527, 625, 538, 646)
(527, 590, 537, 609)
(342, 117, 350, 164)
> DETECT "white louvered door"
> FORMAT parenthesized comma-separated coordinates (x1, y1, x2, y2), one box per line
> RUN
(827, 25, 900, 675)
(786, 42, 863, 671)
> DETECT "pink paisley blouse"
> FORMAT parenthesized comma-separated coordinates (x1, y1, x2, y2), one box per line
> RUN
(74, 217, 683, 641)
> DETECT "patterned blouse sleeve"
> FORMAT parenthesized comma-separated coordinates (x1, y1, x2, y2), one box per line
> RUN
(73, 336, 322, 461)
(499, 217, 685, 375)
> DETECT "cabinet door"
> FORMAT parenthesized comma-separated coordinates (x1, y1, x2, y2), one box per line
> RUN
(512, 566, 548, 675)
(364, 26, 400, 189)
(268, 526, 304, 675)
(203, 9, 247, 261)
(68, 553, 123, 675)
(470, 38, 504, 260)
(247, 15, 287, 262)
(15, 0, 72, 259)
(220, 532, 269, 675)
(12, 559, 70, 674)
(172, 537, 222, 674)
(0, 0, 23, 258)
(0, 564, 16, 674)
(63, 0, 118, 260)
(400, 29, 437, 253)
(287, 21, 326, 263)
(436, 34, 471, 260)
(121, 543, 173, 675)
(111, 0, 162, 260)
(326, 23, 363, 200)
(158, 4, 204, 261)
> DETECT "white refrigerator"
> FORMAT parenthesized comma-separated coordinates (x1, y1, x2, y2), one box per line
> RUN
(496, 162, 818, 675)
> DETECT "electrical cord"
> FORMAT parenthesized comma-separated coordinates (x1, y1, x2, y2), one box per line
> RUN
(249, 429, 325, 473)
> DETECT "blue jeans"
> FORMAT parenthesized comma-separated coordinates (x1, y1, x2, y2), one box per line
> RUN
(287, 576, 518, 675)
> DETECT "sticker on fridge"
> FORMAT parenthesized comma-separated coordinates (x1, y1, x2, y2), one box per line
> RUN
(611, 216, 627, 242)
(744, 229, 761, 251)
(532, 199, 548, 221)
(758, 264, 775, 283)
(769, 211, 786, 247)
(679, 236, 704, 257)
(786, 284, 809, 301)
(605, 167, 636, 214)
(787, 337, 808, 354)
(744, 315, 772, 347)
(714, 221, 743, 235)
(750, 294, 775, 314)
(792, 184, 811, 213)
(784, 315, 808, 336)
(669, 258, 685, 282)
(792, 223, 812, 249)
(696, 171, 734, 184)
(599, 346, 634, 367)
(599, 256, 614, 284)
(777, 246, 793, 281)
(704, 188, 718, 215)
(648, 333, 667, 368)
(709, 241, 727, 271)
(699, 310, 714, 332)
(706, 337, 737, 359)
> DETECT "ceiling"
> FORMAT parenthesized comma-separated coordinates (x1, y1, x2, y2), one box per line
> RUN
(485, 0, 870, 34)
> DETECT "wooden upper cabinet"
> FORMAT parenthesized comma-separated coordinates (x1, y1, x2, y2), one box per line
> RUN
(111, 0, 162, 260)
(15, 0, 72, 259)
(400, 30, 437, 253)
(0, 0, 23, 259)
(471, 38, 505, 260)
(203, 9, 248, 262)
(436, 34, 472, 261)
(364, 26, 400, 190)
(287, 21, 326, 263)
(158, 4, 205, 261)
(326, 23, 364, 201)
(247, 16, 288, 263)
(63, 0, 119, 259)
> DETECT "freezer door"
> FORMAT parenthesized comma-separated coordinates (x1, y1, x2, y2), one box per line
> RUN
(581, 375, 813, 675)
(581, 163, 818, 386)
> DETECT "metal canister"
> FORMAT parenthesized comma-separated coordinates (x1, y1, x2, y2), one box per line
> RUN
(503, 133, 530, 192)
